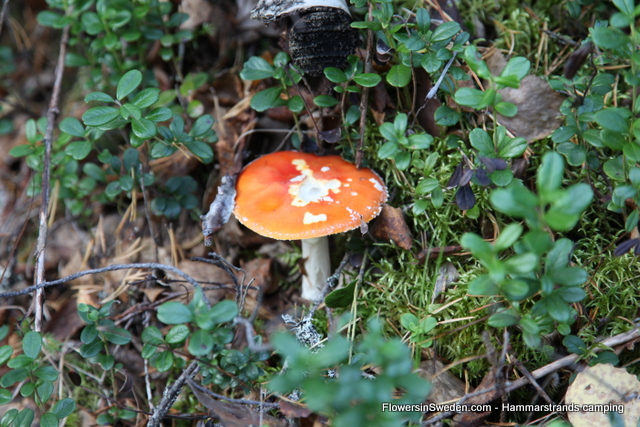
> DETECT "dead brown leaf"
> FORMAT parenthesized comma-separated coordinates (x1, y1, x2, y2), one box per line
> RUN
(369, 204, 413, 250)
(487, 51, 565, 142)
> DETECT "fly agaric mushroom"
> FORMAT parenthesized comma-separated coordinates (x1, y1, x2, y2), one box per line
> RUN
(234, 151, 387, 301)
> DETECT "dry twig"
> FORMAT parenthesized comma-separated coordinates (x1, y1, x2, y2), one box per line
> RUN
(33, 24, 70, 332)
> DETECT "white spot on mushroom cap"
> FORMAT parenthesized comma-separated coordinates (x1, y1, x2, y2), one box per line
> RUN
(351, 192, 358, 196)
(321, 166, 330, 172)
(289, 159, 342, 207)
(303, 212, 328, 224)
(369, 178, 384, 192)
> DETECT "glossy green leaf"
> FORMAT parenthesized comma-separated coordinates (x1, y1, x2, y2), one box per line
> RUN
(23, 331, 41, 359)
(51, 398, 76, 418)
(141, 326, 164, 345)
(146, 107, 173, 122)
(165, 324, 190, 345)
(116, 70, 143, 100)
(353, 73, 381, 87)
(82, 107, 120, 126)
(189, 114, 214, 136)
(537, 151, 564, 198)
(154, 350, 174, 372)
(40, 413, 58, 427)
(188, 329, 214, 356)
(59, 117, 85, 137)
(386, 64, 411, 87)
(65, 140, 92, 160)
(488, 311, 518, 327)
(240, 56, 274, 80)
(250, 87, 283, 112)
(84, 92, 114, 103)
(0, 345, 12, 366)
(313, 95, 339, 108)
(158, 301, 193, 324)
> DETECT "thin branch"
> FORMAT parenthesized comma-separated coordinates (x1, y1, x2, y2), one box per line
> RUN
(355, 1, 374, 169)
(33, 24, 70, 332)
(147, 360, 199, 427)
(0, 263, 207, 299)
(422, 326, 640, 425)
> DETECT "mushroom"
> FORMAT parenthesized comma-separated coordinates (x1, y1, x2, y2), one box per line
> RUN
(234, 151, 387, 301)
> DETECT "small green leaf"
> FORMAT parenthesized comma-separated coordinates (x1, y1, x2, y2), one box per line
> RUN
(494, 223, 523, 251)
(10, 409, 34, 427)
(117, 70, 143, 100)
(0, 345, 12, 366)
(40, 412, 59, 427)
(407, 133, 432, 149)
(184, 140, 213, 159)
(208, 299, 238, 324)
(59, 117, 85, 137)
(353, 73, 381, 87)
(386, 64, 411, 87)
(313, 95, 339, 108)
(189, 114, 214, 136)
(82, 106, 120, 126)
(549, 267, 588, 286)
(537, 151, 564, 198)
(469, 128, 493, 154)
(454, 87, 485, 108)
(325, 281, 356, 308)
(562, 335, 586, 355)
(0, 367, 28, 387)
(0, 388, 11, 405)
(34, 366, 58, 381)
(324, 67, 347, 83)
(104, 327, 132, 345)
(590, 26, 629, 50)
(495, 101, 517, 117)
(250, 87, 283, 112)
(132, 87, 161, 108)
(461, 232, 493, 256)
(79, 340, 103, 358)
(240, 56, 274, 80)
(499, 137, 527, 159)
(434, 105, 460, 126)
(488, 311, 519, 327)
(188, 329, 214, 356)
(431, 21, 460, 42)
(9, 144, 34, 158)
(23, 331, 42, 359)
(157, 302, 193, 324)
(145, 107, 173, 122)
(165, 324, 190, 345)
(612, 0, 633, 16)
(51, 398, 76, 418)
(500, 56, 530, 81)
(416, 178, 439, 194)
(377, 142, 399, 159)
(65, 140, 92, 160)
(84, 92, 115, 103)
(154, 350, 174, 372)
(544, 293, 572, 323)
(594, 108, 629, 133)
(142, 326, 164, 345)
(36, 380, 53, 403)
(131, 118, 156, 139)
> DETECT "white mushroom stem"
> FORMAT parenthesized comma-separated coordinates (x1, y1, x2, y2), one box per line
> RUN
(301, 236, 331, 301)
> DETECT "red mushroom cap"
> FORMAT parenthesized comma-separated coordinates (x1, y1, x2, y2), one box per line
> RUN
(234, 151, 387, 240)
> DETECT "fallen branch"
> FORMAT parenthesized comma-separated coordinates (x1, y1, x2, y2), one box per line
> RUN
(33, 23, 70, 331)
(0, 262, 206, 299)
